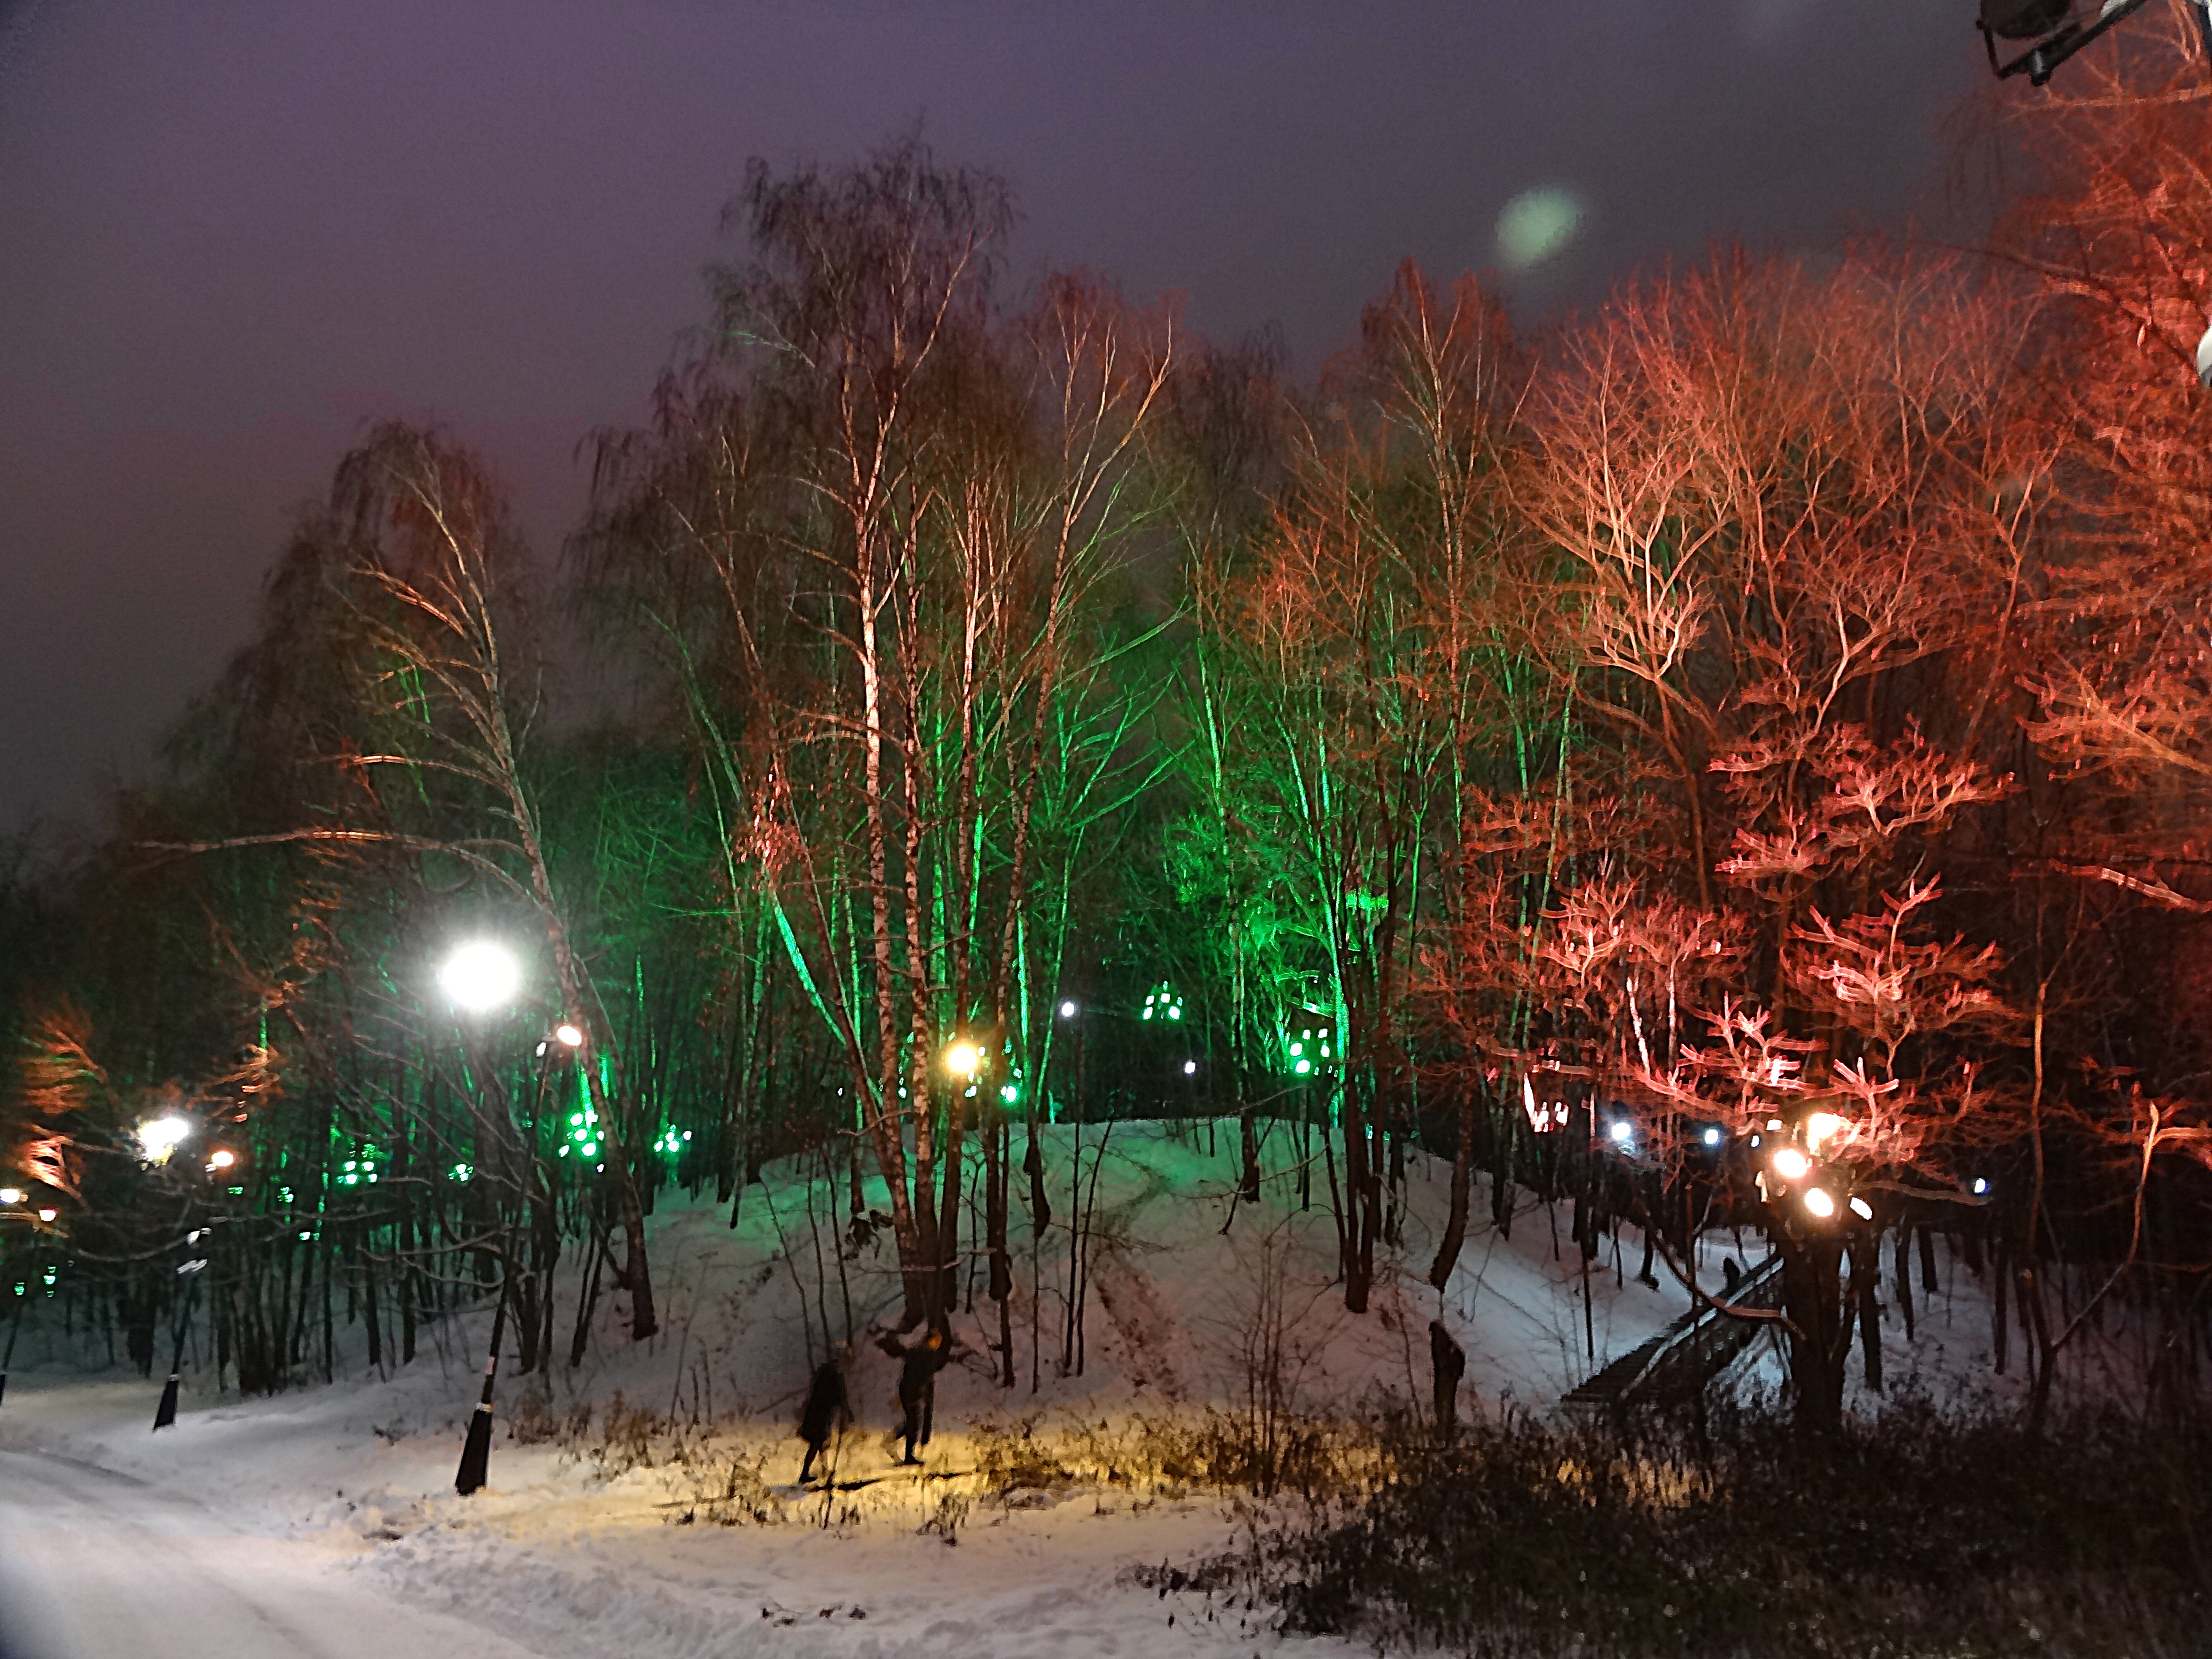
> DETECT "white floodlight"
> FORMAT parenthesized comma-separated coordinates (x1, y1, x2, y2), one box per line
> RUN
(1702, 1127, 1723, 1148)
(1770, 1145, 1813, 1183)
(0, 1187, 22, 1205)
(439, 941, 523, 1013)
(1973, 1176, 1991, 1196)
(1059, 1000, 1078, 1019)
(1607, 1119, 1634, 1144)
(1182, 1059, 1198, 1076)
(137, 1116, 192, 1163)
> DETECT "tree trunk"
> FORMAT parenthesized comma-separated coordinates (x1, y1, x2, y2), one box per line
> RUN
(1428, 1079, 1475, 1289)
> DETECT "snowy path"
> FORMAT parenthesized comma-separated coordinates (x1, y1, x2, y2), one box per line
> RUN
(0, 1444, 543, 1659)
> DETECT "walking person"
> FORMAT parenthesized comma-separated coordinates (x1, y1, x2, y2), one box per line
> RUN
(796, 1345, 852, 1486)
(879, 1326, 949, 1466)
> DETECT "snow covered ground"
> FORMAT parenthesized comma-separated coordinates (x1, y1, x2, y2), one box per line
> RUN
(0, 1120, 2126, 1658)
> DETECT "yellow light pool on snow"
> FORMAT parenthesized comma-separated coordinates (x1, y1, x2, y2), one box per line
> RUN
(1805, 1111, 1843, 1150)
(945, 1040, 981, 1078)
(1769, 1145, 1812, 1182)
(440, 940, 522, 1012)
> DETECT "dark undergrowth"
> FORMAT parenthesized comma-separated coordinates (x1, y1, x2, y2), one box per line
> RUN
(1157, 1401, 2212, 1658)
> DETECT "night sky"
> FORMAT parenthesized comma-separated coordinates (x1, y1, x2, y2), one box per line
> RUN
(0, 0, 1986, 834)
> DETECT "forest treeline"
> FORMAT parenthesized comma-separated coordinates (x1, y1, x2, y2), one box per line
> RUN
(7, 22, 2212, 1431)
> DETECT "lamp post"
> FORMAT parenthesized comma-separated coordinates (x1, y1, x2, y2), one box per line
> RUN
(440, 938, 527, 1497)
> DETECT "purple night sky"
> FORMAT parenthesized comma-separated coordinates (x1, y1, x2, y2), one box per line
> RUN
(0, 0, 1985, 834)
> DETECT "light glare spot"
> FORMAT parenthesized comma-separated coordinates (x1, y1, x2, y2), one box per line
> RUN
(1495, 186, 1585, 273)
(137, 1116, 192, 1162)
(440, 941, 522, 1012)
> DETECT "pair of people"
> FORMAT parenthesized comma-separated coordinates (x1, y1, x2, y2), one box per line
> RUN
(795, 1325, 953, 1482)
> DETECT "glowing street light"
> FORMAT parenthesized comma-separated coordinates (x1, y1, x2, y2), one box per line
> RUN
(1769, 1145, 1812, 1183)
(137, 1116, 192, 1163)
(1848, 1195, 1875, 1221)
(0, 1188, 21, 1206)
(1607, 1119, 1634, 1145)
(439, 940, 523, 1013)
(1058, 999, 1078, 1019)
(35, 1209, 55, 1224)
(944, 1040, 982, 1079)
(1805, 1111, 1844, 1152)
(554, 1022, 585, 1048)
(1182, 1059, 1198, 1076)
(1802, 1186, 1837, 1220)
(206, 1149, 235, 1171)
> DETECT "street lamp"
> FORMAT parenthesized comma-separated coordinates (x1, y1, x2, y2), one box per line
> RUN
(439, 940, 523, 1013)
(944, 1040, 982, 1080)
(1770, 1145, 1813, 1183)
(436, 937, 531, 1496)
(0, 1189, 21, 1206)
(1802, 1186, 1838, 1221)
(1058, 1000, 1078, 1020)
(137, 1116, 192, 1164)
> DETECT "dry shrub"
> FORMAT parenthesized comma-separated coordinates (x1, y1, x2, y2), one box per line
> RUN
(970, 1406, 1361, 1503)
(673, 1445, 786, 1528)
(1175, 1401, 2212, 1657)
(505, 1375, 592, 1447)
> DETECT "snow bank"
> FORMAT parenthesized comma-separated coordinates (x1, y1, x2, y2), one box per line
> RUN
(0, 1119, 2132, 1658)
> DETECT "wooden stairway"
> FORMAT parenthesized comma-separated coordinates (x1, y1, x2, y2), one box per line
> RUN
(1559, 1253, 1785, 1415)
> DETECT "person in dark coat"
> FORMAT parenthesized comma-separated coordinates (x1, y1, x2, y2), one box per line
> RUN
(797, 1346, 853, 1485)
(879, 1326, 949, 1465)
(1429, 1319, 1467, 1439)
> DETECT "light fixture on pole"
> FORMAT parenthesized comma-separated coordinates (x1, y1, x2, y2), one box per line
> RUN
(136, 1116, 192, 1164)
(436, 937, 524, 1494)
(439, 940, 523, 1013)
(944, 1039, 982, 1080)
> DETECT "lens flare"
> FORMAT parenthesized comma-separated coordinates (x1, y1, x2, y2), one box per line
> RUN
(439, 941, 522, 1012)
